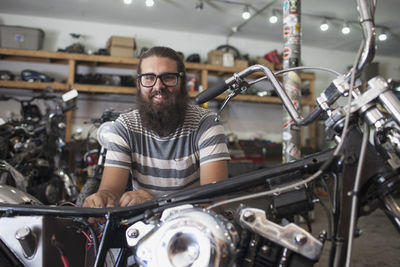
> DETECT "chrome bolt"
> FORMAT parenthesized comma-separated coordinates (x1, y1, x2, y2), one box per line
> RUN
(319, 230, 327, 242)
(294, 233, 308, 245)
(355, 228, 363, 237)
(261, 245, 270, 255)
(127, 228, 139, 238)
(242, 210, 256, 222)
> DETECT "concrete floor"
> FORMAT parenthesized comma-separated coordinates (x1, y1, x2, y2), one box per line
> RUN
(311, 196, 400, 267)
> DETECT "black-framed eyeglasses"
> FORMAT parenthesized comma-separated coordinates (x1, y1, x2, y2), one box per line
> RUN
(137, 72, 184, 87)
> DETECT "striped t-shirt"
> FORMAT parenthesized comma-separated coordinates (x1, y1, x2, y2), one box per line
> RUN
(104, 104, 231, 197)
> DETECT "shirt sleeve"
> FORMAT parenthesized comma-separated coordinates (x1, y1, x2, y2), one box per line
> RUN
(197, 113, 231, 165)
(104, 116, 132, 170)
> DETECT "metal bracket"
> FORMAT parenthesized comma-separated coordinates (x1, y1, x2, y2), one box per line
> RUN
(238, 207, 323, 260)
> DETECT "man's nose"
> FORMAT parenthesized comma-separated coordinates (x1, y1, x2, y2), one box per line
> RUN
(152, 76, 165, 90)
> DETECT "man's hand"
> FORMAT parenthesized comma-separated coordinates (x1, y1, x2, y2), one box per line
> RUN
(83, 190, 119, 208)
(119, 190, 153, 207)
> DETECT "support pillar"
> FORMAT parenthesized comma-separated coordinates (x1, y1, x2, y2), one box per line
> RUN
(282, 0, 302, 162)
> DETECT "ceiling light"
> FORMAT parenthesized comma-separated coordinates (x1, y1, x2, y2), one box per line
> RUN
(195, 0, 203, 10)
(269, 10, 278, 24)
(320, 20, 329, 31)
(378, 30, 388, 41)
(145, 0, 154, 7)
(242, 5, 251, 20)
(123, 0, 132, 4)
(341, 22, 350, 34)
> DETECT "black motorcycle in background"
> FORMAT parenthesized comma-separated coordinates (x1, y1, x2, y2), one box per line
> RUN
(0, 90, 79, 204)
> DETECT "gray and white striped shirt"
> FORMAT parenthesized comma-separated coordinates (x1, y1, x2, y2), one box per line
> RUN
(104, 105, 231, 197)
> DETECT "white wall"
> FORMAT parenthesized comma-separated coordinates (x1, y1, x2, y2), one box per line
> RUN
(1, 13, 400, 144)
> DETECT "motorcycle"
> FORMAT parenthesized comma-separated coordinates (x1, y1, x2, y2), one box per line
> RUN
(0, 0, 399, 266)
(0, 90, 79, 204)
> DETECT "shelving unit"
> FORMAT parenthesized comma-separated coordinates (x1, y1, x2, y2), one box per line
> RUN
(0, 48, 317, 148)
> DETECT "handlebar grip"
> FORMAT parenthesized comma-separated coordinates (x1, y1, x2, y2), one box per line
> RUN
(195, 80, 229, 104)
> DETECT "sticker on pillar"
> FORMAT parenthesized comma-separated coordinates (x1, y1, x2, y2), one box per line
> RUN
(284, 81, 299, 97)
(282, 131, 292, 141)
(289, 58, 299, 67)
(294, 24, 301, 33)
(289, 0, 299, 14)
(290, 48, 300, 59)
(283, 25, 291, 37)
(283, 0, 289, 12)
(287, 142, 301, 160)
(283, 47, 291, 58)
(288, 71, 301, 83)
(283, 114, 292, 121)
(283, 119, 294, 129)
(287, 36, 301, 45)
(284, 14, 298, 26)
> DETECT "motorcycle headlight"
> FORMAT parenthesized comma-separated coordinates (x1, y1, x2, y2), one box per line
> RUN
(96, 121, 114, 149)
(127, 205, 238, 267)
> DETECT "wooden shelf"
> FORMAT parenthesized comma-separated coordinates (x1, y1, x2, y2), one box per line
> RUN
(0, 48, 139, 64)
(0, 48, 317, 147)
(72, 83, 136, 94)
(0, 80, 68, 91)
(0, 48, 315, 104)
(0, 80, 312, 105)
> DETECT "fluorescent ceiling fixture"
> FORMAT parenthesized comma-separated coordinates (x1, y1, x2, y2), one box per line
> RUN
(341, 23, 350, 34)
(242, 6, 251, 20)
(145, 0, 155, 7)
(269, 14, 278, 24)
(123, 0, 132, 4)
(378, 31, 388, 41)
(320, 20, 329, 31)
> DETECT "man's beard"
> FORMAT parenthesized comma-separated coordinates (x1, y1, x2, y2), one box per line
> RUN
(137, 87, 188, 136)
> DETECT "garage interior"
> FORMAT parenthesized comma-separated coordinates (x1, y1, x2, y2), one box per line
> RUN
(0, 0, 400, 266)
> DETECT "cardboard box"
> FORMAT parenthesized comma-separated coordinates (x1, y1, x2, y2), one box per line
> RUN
(109, 46, 134, 58)
(0, 25, 45, 50)
(256, 56, 275, 70)
(235, 59, 248, 69)
(107, 36, 135, 48)
(207, 50, 224, 65)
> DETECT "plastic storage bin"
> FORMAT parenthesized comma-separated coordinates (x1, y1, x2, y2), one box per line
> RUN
(0, 25, 45, 50)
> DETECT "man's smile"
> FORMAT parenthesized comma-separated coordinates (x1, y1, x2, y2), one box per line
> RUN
(152, 93, 167, 102)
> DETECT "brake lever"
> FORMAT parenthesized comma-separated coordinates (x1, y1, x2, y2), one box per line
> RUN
(215, 76, 250, 122)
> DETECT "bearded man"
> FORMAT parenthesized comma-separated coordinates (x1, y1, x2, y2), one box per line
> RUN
(83, 46, 230, 208)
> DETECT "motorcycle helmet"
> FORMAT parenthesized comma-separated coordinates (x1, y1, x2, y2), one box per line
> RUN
(186, 53, 201, 63)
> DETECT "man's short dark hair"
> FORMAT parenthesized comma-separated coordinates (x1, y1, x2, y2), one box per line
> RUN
(137, 46, 187, 94)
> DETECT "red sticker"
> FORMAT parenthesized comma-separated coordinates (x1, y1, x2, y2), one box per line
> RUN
(283, 47, 291, 58)
(283, 25, 291, 36)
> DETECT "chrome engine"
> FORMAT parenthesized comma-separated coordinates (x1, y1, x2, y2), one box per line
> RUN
(126, 204, 325, 267)
(126, 205, 239, 267)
